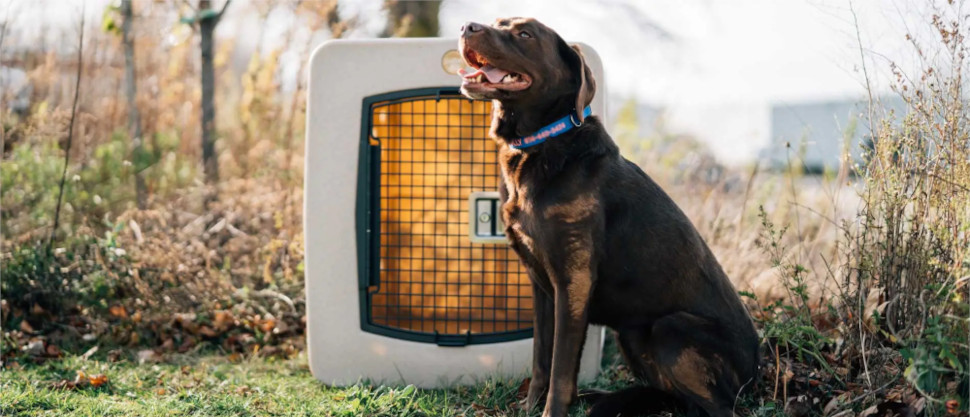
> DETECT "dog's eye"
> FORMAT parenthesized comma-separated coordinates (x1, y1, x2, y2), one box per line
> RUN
(518, 31, 532, 38)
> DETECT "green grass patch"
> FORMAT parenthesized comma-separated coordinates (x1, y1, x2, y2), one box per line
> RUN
(0, 352, 623, 417)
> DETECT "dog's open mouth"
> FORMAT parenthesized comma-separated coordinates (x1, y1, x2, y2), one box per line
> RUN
(459, 48, 532, 92)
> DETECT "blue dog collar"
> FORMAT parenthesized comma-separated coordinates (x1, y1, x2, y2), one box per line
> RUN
(508, 106, 592, 149)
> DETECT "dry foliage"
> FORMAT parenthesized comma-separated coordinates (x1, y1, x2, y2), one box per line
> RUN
(2, 1, 345, 362)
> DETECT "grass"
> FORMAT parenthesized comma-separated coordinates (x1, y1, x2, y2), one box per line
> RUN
(0, 334, 656, 417)
(0, 347, 636, 417)
(2, 353, 479, 417)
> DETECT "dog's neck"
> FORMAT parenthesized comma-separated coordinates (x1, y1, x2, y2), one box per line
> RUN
(490, 98, 575, 146)
(489, 98, 616, 184)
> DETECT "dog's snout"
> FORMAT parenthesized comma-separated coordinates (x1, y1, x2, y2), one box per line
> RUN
(461, 21, 484, 36)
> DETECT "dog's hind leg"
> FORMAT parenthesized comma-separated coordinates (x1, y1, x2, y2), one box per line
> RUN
(574, 328, 681, 417)
(581, 327, 688, 416)
(639, 312, 751, 417)
(598, 314, 751, 417)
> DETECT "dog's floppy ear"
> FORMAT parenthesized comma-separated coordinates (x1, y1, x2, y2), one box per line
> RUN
(562, 43, 596, 123)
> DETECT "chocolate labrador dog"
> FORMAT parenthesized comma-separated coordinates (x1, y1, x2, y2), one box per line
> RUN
(458, 18, 760, 417)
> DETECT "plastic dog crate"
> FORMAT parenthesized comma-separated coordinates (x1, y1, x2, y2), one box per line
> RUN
(304, 38, 607, 388)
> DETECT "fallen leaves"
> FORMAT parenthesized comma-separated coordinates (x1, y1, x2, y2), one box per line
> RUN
(946, 399, 962, 415)
(1, 209, 306, 369)
(859, 400, 917, 417)
(515, 377, 530, 402)
(823, 392, 851, 415)
(257, 318, 276, 334)
(109, 305, 128, 319)
(471, 402, 502, 416)
(510, 377, 531, 410)
(212, 310, 235, 331)
(88, 373, 109, 387)
(199, 325, 218, 338)
(103, 308, 301, 359)
(107, 349, 124, 362)
(137, 349, 162, 364)
(53, 370, 109, 390)
(19, 320, 35, 334)
(45, 344, 63, 358)
(17, 338, 65, 362)
(22, 339, 44, 356)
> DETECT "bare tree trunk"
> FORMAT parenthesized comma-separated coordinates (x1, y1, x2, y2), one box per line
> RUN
(382, 0, 440, 38)
(199, 0, 229, 198)
(121, 0, 146, 209)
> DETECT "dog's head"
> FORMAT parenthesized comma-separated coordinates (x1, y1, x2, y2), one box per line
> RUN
(458, 18, 596, 123)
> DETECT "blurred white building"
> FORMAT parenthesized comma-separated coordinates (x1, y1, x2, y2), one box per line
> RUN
(0, 66, 31, 116)
(762, 96, 906, 172)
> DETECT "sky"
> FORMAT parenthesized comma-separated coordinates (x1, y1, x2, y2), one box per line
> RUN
(436, 0, 941, 164)
(2, 0, 956, 164)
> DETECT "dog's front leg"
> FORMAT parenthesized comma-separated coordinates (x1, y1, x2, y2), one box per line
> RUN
(525, 280, 554, 410)
(543, 249, 594, 417)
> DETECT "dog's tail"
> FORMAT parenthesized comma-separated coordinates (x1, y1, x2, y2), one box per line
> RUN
(581, 386, 685, 417)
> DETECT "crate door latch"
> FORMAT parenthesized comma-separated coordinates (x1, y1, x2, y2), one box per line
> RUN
(468, 191, 506, 244)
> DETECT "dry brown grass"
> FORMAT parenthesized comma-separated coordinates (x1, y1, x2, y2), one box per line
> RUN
(1, 1, 326, 359)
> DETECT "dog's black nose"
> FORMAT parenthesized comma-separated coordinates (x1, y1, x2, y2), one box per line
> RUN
(461, 21, 484, 36)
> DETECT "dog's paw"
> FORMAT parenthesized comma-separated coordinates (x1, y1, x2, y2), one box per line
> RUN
(522, 391, 548, 411)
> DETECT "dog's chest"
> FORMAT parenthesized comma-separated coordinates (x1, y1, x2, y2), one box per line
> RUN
(499, 173, 547, 272)
(503, 203, 551, 293)
(501, 186, 534, 251)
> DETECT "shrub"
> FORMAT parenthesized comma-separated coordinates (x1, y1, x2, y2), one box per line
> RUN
(843, 6, 970, 410)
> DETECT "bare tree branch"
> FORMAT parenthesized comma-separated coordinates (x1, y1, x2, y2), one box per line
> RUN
(217, 0, 231, 19)
(49, 4, 85, 252)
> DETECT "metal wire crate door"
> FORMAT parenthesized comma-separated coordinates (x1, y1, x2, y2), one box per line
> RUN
(363, 90, 533, 344)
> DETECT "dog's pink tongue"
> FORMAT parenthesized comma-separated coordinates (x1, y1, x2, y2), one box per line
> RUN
(481, 65, 509, 83)
(458, 64, 509, 83)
